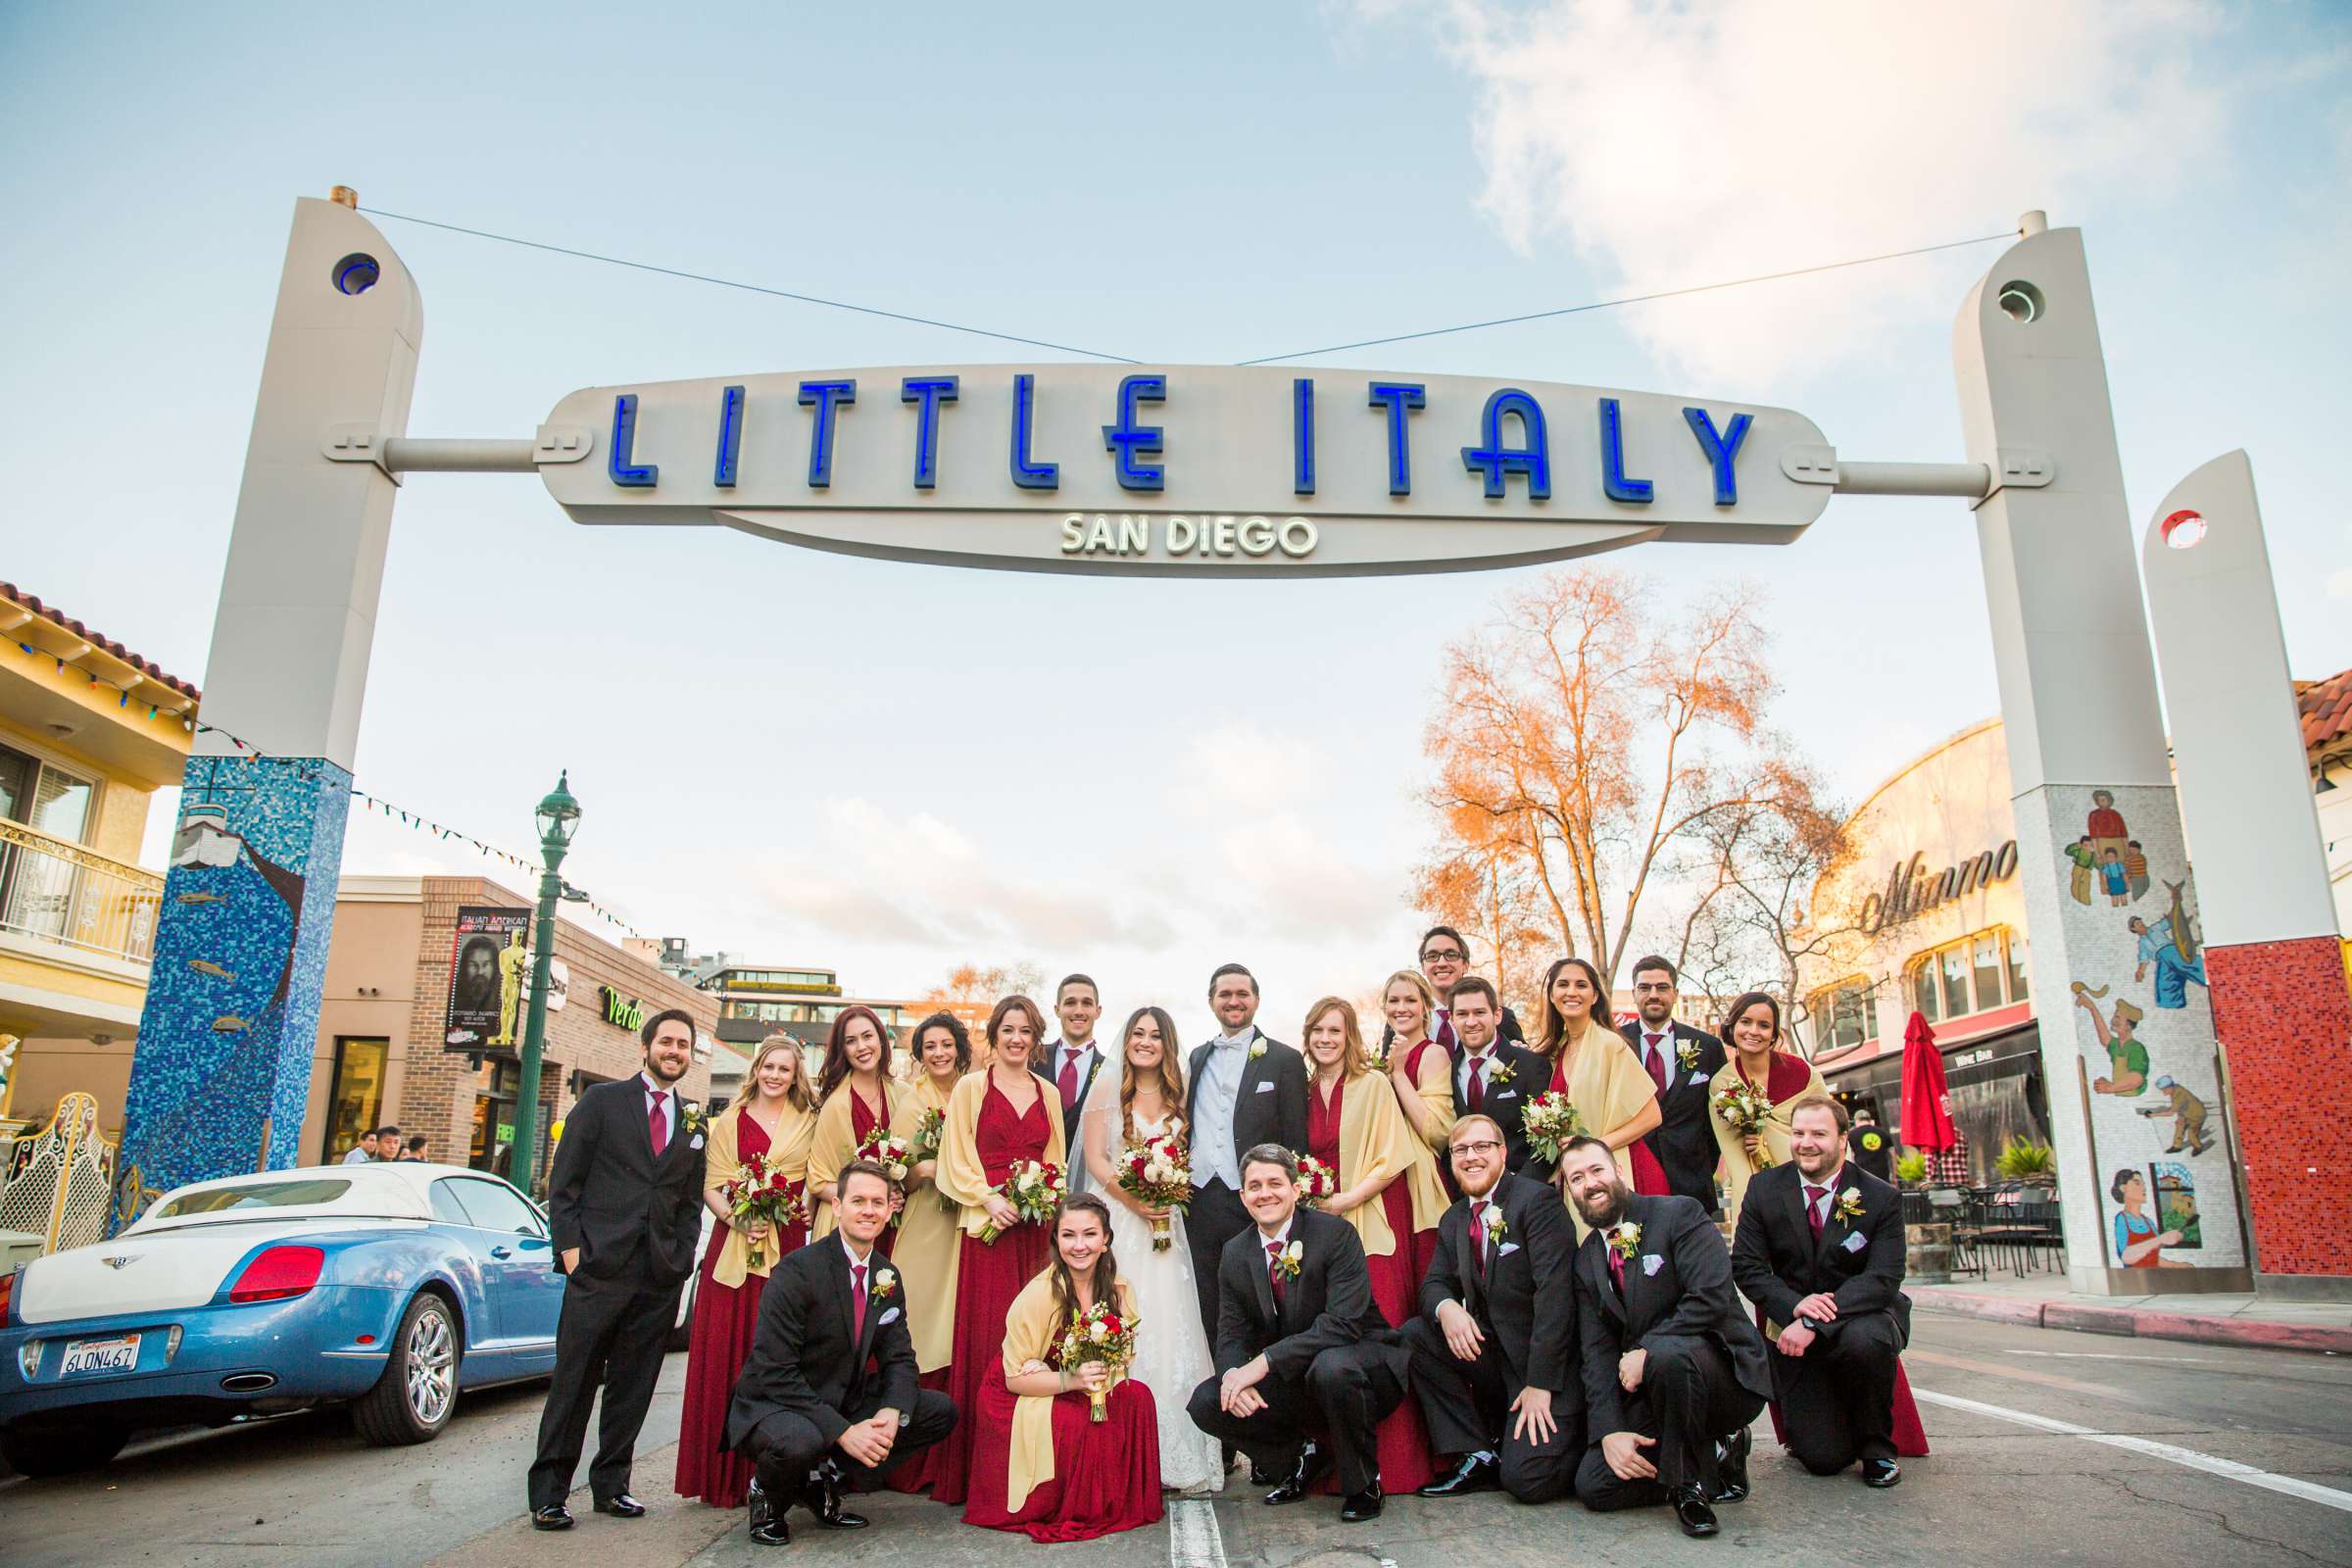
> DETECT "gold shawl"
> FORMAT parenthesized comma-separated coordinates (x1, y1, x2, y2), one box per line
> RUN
(935, 1067, 1068, 1240)
(1551, 1024, 1663, 1240)
(998, 1271, 1135, 1512)
(1400, 1038, 1454, 1152)
(1710, 1054, 1826, 1230)
(886, 1073, 961, 1372)
(705, 1098, 818, 1289)
(808, 1078, 893, 1241)
(1329, 1069, 1447, 1258)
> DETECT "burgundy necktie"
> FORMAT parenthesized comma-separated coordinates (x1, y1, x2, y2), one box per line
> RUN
(1642, 1033, 1669, 1093)
(851, 1260, 868, 1341)
(1266, 1240, 1286, 1307)
(1438, 1010, 1456, 1052)
(648, 1088, 669, 1155)
(1607, 1247, 1625, 1295)
(1470, 1200, 1491, 1276)
(1057, 1050, 1081, 1110)
(1466, 1057, 1486, 1112)
(1805, 1184, 1828, 1241)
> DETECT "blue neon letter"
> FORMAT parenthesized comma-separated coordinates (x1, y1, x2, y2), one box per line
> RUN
(1010, 373, 1059, 490)
(712, 384, 745, 488)
(1366, 382, 1427, 496)
(1683, 407, 1754, 506)
(1460, 388, 1550, 500)
(608, 394, 657, 488)
(1597, 397, 1651, 504)
(1102, 373, 1167, 492)
(1294, 378, 1316, 496)
(900, 375, 959, 490)
(797, 379, 858, 488)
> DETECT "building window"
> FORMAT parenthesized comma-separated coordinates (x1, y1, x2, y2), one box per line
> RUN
(0, 741, 97, 843)
(2007, 932, 2030, 1001)
(469, 1058, 519, 1179)
(1907, 926, 2028, 1027)
(1808, 976, 1879, 1053)
(322, 1037, 388, 1161)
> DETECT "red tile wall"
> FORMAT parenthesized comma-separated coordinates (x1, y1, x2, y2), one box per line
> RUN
(2207, 936, 2352, 1277)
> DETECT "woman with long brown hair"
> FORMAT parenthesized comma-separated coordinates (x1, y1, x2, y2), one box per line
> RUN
(881, 1011, 971, 1495)
(963, 1195, 1163, 1541)
(1301, 996, 1446, 1494)
(807, 1004, 897, 1243)
(1532, 956, 1665, 1226)
(1077, 1005, 1221, 1494)
(675, 1034, 817, 1507)
(1709, 989, 1824, 1228)
(929, 994, 1067, 1505)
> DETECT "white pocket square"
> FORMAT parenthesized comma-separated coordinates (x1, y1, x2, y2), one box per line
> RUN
(1841, 1232, 1866, 1253)
(1494, 1089, 1518, 1102)
(1641, 1253, 1664, 1276)
(1688, 1069, 1709, 1086)
(1497, 1241, 1521, 1257)
(689, 1134, 706, 1151)
(876, 1307, 902, 1326)
(1254, 1080, 1276, 1093)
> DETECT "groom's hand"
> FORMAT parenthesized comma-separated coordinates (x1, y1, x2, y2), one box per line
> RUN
(560, 1248, 580, 1275)
(837, 1414, 895, 1468)
(1220, 1355, 1270, 1417)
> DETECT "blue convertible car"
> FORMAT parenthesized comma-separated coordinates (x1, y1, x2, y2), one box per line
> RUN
(0, 1163, 575, 1475)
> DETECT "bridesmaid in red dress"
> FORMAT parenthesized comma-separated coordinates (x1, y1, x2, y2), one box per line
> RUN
(675, 1034, 817, 1507)
(928, 994, 1067, 1506)
(1382, 971, 1455, 1216)
(808, 1004, 897, 1253)
(964, 1195, 1163, 1542)
(1303, 997, 1446, 1494)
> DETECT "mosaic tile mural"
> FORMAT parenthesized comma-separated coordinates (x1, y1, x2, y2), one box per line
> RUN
(111, 754, 352, 1230)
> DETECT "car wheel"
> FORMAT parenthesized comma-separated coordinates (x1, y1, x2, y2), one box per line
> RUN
(1, 1422, 128, 1477)
(666, 1273, 696, 1352)
(353, 1292, 460, 1446)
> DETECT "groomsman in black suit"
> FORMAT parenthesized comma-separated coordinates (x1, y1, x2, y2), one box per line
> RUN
(1621, 956, 1728, 1214)
(1560, 1137, 1771, 1540)
(1730, 1095, 1910, 1488)
(1380, 925, 1525, 1054)
(726, 1160, 958, 1545)
(527, 1009, 709, 1529)
(1186, 1145, 1408, 1523)
(1446, 978, 1549, 1176)
(1406, 1114, 1583, 1505)
(1184, 963, 1310, 1343)
(1046, 974, 1106, 1193)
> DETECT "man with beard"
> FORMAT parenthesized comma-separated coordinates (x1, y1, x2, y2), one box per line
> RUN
(1730, 1095, 1910, 1488)
(1619, 956, 1728, 1212)
(1559, 1136, 1769, 1540)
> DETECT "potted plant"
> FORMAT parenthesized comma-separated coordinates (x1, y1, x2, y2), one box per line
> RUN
(1993, 1135, 2057, 1191)
(1894, 1151, 1930, 1189)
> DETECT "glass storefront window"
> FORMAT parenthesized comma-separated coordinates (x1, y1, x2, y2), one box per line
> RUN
(1939, 949, 1970, 1018)
(2007, 932, 2030, 1001)
(1911, 961, 1939, 1024)
(323, 1037, 388, 1161)
(1972, 935, 2002, 1008)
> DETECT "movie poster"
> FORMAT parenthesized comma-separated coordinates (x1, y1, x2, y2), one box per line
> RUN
(444, 906, 530, 1052)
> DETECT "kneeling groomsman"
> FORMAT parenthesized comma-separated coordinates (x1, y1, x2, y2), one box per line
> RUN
(1730, 1094, 1910, 1488)
(1187, 1145, 1408, 1523)
(1406, 1114, 1582, 1504)
(1561, 1137, 1770, 1540)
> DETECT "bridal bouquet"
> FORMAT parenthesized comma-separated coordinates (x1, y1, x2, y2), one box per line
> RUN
(1294, 1155, 1338, 1208)
(981, 1158, 1065, 1243)
(1521, 1091, 1587, 1164)
(855, 1126, 914, 1184)
(908, 1106, 954, 1213)
(1117, 1130, 1192, 1251)
(717, 1150, 807, 1273)
(1053, 1299, 1140, 1423)
(1711, 1079, 1778, 1166)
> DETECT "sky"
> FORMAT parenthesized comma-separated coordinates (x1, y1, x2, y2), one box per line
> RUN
(4, 1, 2346, 1043)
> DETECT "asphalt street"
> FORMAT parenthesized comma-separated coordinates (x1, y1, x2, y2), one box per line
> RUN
(5, 1312, 2348, 1568)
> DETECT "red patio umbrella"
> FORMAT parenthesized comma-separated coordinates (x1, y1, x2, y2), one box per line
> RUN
(1898, 1010, 1959, 1151)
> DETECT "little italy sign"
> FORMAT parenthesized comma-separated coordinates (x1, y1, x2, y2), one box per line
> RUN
(535, 365, 1833, 576)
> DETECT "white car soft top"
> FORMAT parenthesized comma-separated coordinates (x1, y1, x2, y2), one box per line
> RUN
(122, 1162, 501, 1233)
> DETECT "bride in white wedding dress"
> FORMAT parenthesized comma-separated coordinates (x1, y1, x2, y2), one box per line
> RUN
(1080, 1005, 1225, 1494)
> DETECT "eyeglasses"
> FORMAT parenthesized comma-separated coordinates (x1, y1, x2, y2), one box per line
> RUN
(1448, 1140, 1504, 1157)
(1422, 949, 1467, 963)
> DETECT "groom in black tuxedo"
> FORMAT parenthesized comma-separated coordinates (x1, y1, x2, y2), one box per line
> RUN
(1183, 962, 1309, 1342)
(1047, 974, 1106, 1192)
(1186, 1145, 1407, 1523)
(527, 1009, 708, 1530)
(727, 1160, 957, 1545)
(1621, 956, 1729, 1214)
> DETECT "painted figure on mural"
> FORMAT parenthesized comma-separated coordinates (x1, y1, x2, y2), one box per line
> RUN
(2073, 986, 2148, 1096)
(2123, 841, 2150, 902)
(2098, 849, 2130, 906)
(2064, 837, 2096, 906)
(2109, 1169, 2189, 1269)
(2129, 901, 2208, 1012)
(491, 930, 529, 1049)
(2136, 1077, 2214, 1156)
(2082, 790, 2146, 905)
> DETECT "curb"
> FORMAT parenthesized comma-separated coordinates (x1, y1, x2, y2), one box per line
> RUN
(1915, 1290, 2352, 1355)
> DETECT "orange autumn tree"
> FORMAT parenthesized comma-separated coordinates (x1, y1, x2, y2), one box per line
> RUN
(915, 961, 1046, 1065)
(1422, 567, 1810, 995)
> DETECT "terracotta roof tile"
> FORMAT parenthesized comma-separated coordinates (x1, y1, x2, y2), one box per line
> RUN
(2296, 666, 2352, 754)
(0, 580, 201, 702)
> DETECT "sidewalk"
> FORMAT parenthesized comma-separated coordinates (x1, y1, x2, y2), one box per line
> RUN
(1913, 1273, 2352, 1354)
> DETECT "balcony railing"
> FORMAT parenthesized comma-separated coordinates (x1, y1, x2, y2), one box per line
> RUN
(0, 818, 164, 966)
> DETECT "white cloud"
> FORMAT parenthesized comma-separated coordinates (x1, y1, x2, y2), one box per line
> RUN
(1394, 0, 2230, 388)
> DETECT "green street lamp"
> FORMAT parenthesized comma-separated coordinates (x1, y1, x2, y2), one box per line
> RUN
(513, 770, 580, 1196)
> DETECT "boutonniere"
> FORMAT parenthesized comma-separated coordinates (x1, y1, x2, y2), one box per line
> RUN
(1676, 1039, 1699, 1072)
(1483, 1206, 1509, 1246)
(1489, 1058, 1514, 1086)
(1248, 1039, 1267, 1060)
(1273, 1240, 1303, 1281)
(1606, 1221, 1642, 1260)
(680, 1102, 707, 1137)
(1834, 1187, 1865, 1223)
(870, 1266, 898, 1301)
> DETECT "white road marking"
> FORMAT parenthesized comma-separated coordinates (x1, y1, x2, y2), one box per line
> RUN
(2007, 1350, 2226, 1364)
(1914, 1388, 2352, 1514)
(1168, 1497, 1226, 1568)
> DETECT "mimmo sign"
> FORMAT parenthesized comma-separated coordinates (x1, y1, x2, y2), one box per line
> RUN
(1857, 841, 2020, 933)
(536, 366, 1833, 577)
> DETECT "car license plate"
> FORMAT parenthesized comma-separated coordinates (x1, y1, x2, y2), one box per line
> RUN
(59, 1333, 140, 1377)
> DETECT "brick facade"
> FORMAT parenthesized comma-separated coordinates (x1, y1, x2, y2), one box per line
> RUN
(2206, 934, 2352, 1279)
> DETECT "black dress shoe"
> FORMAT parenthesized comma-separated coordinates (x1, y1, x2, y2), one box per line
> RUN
(592, 1494, 646, 1518)
(1340, 1482, 1384, 1522)
(1418, 1451, 1500, 1497)
(1249, 1459, 1279, 1486)
(1672, 1485, 1721, 1539)
(1712, 1424, 1752, 1503)
(1262, 1443, 1330, 1505)
(529, 1504, 574, 1531)
(801, 1463, 870, 1529)
(1861, 1458, 1902, 1489)
(749, 1514, 793, 1546)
